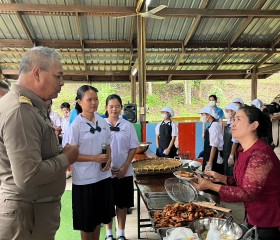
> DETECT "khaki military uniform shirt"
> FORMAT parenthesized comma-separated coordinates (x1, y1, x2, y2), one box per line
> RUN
(0, 84, 68, 201)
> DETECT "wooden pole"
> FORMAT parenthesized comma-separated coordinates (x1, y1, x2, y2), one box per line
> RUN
(137, 15, 146, 123)
(130, 74, 136, 103)
(251, 68, 257, 100)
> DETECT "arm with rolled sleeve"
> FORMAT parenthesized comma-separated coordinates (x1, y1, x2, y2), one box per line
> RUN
(4, 106, 68, 190)
(207, 122, 223, 169)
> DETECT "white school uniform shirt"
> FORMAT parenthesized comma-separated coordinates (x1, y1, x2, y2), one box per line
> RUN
(61, 117, 69, 135)
(105, 118, 139, 177)
(49, 111, 61, 127)
(155, 120, 178, 136)
(61, 117, 70, 148)
(209, 121, 224, 151)
(68, 113, 112, 185)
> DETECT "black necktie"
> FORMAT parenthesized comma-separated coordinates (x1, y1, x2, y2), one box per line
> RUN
(109, 123, 120, 132)
(86, 122, 101, 134)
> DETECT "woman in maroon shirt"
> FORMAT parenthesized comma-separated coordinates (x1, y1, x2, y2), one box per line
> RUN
(192, 106, 280, 240)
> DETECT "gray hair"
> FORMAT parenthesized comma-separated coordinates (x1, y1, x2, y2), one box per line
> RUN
(19, 46, 61, 74)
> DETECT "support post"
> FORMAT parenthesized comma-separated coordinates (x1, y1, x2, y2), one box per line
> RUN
(251, 68, 257, 100)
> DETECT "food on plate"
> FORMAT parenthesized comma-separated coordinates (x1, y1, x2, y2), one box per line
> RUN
(176, 171, 195, 178)
(153, 202, 215, 228)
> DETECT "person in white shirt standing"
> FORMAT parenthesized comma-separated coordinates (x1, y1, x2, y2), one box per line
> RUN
(155, 106, 178, 158)
(60, 102, 72, 178)
(104, 94, 139, 240)
(199, 106, 224, 203)
(199, 106, 224, 173)
(223, 102, 240, 176)
(48, 100, 62, 139)
(67, 85, 115, 240)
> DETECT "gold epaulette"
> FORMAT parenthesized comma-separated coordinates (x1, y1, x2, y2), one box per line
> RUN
(19, 96, 32, 106)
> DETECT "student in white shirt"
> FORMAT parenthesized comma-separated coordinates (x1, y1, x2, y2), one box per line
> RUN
(67, 85, 115, 240)
(60, 102, 72, 178)
(223, 102, 240, 176)
(155, 106, 178, 158)
(103, 94, 138, 240)
(199, 106, 224, 202)
(48, 100, 62, 139)
(199, 106, 224, 173)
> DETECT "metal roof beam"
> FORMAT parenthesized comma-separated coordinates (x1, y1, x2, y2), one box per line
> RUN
(183, 0, 209, 46)
(258, 63, 280, 73)
(1, 50, 278, 56)
(1, 39, 279, 49)
(2, 69, 265, 76)
(1, 4, 280, 18)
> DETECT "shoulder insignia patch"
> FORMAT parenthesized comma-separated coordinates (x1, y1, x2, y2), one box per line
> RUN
(19, 96, 32, 106)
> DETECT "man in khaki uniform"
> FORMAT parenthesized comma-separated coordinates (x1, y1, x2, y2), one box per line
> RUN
(0, 46, 79, 240)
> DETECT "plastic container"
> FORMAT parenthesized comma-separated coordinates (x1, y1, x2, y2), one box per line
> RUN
(206, 222, 221, 240)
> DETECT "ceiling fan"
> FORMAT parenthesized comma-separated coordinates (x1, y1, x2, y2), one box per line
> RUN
(114, 5, 167, 20)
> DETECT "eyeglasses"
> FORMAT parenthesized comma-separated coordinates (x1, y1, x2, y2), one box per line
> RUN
(86, 122, 101, 134)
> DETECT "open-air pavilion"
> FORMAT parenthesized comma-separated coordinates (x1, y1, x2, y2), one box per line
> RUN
(1, 1, 280, 239)
(1, 0, 280, 122)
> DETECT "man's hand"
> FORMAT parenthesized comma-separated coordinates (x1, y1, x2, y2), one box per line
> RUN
(62, 144, 79, 165)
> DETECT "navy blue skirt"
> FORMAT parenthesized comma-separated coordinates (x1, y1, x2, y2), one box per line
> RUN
(112, 176, 134, 209)
(72, 177, 116, 232)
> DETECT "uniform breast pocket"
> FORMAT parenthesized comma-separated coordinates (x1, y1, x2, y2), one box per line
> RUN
(41, 125, 60, 158)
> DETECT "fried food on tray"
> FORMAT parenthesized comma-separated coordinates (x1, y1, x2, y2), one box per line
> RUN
(153, 202, 215, 228)
(177, 171, 195, 178)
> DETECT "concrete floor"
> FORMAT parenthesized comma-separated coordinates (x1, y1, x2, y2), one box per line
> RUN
(65, 177, 245, 240)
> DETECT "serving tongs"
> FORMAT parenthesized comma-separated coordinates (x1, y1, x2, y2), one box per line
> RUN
(218, 216, 233, 230)
(192, 202, 232, 213)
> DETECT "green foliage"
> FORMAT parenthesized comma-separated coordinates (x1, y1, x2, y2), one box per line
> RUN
(51, 74, 280, 121)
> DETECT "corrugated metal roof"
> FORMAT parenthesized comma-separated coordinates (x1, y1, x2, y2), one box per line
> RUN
(0, 0, 280, 81)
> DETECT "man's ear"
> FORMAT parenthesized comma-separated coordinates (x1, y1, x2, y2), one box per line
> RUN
(32, 67, 40, 81)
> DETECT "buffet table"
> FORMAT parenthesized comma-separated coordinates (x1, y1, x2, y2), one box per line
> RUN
(134, 173, 172, 239)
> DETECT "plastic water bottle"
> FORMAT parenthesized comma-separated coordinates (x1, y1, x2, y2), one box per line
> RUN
(101, 144, 107, 168)
(206, 222, 221, 240)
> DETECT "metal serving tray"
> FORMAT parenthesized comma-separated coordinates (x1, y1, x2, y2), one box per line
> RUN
(144, 192, 176, 210)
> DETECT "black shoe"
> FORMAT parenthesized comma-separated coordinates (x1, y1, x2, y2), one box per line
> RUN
(105, 235, 115, 240)
(117, 236, 127, 240)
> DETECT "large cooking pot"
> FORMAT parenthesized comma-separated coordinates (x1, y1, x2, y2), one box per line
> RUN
(135, 142, 152, 154)
(188, 217, 245, 240)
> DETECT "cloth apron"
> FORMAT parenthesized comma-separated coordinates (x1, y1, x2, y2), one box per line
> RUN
(156, 121, 177, 158)
(223, 124, 234, 176)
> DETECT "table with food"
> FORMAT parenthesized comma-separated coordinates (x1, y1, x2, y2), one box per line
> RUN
(132, 150, 249, 240)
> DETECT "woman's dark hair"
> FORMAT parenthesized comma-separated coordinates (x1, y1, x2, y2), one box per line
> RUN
(240, 105, 271, 138)
(60, 102, 70, 109)
(105, 94, 123, 117)
(208, 94, 217, 101)
(75, 85, 99, 114)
